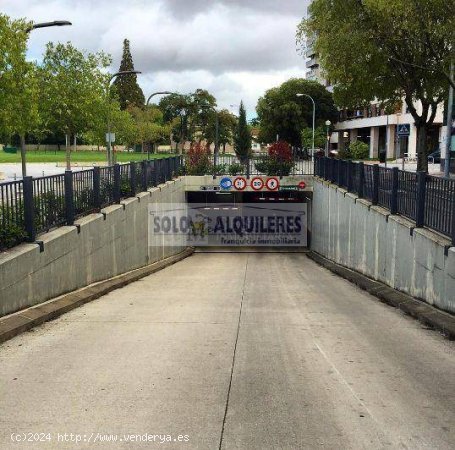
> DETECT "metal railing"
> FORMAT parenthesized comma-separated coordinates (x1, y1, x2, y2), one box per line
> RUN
(0, 157, 182, 251)
(182, 153, 314, 177)
(315, 156, 455, 245)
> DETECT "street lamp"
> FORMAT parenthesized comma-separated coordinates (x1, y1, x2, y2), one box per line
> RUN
(325, 120, 331, 157)
(145, 91, 176, 156)
(18, 20, 72, 178)
(26, 21, 72, 32)
(296, 93, 316, 156)
(106, 70, 141, 166)
(146, 91, 174, 106)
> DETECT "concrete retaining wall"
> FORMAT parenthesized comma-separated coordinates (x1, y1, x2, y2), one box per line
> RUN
(312, 178, 455, 315)
(0, 178, 186, 317)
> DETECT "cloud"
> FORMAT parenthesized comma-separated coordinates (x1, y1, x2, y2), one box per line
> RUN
(2, 0, 310, 116)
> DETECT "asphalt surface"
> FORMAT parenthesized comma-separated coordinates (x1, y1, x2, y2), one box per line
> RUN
(0, 253, 454, 449)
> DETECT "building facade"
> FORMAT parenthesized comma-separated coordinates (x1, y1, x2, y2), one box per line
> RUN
(333, 101, 445, 160)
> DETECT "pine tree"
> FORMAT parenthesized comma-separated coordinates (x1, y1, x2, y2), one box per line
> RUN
(113, 39, 145, 109)
(234, 101, 252, 162)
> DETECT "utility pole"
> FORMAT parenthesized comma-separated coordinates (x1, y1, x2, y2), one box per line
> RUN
(106, 70, 141, 166)
(296, 93, 316, 155)
(444, 62, 454, 178)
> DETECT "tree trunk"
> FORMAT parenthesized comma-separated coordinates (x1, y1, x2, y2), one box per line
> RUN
(416, 122, 429, 173)
(20, 134, 27, 178)
(223, 143, 226, 154)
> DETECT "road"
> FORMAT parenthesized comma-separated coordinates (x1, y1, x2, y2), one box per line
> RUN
(0, 252, 454, 449)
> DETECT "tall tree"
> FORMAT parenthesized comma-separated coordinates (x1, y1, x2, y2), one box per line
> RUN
(0, 14, 40, 176)
(256, 78, 337, 147)
(113, 39, 145, 109)
(298, 0, 454, 171)
(234, 101, 252, 162)
(39, 42, 111, 168)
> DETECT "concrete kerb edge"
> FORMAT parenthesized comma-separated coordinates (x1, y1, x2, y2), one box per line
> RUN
(307, 251, 455, 340)
(0, 247, 195, 345)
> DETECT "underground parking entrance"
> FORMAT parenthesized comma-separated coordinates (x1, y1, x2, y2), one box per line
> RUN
(182, 187, 312, 252)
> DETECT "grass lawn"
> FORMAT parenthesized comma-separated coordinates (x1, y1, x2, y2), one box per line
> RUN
(0, 150, 174, 163)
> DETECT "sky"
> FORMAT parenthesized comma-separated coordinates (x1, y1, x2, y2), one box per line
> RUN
(2, 0, 310, 117)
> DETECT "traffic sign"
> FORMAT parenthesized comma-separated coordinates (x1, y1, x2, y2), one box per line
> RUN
(397, 124, 410, 137)
(219, 177, 232, 190)
(250, 177, 264, 191)
(266, 177, 280, 191)
(233, 177, 247, 191)
(298, 181, 306, 189)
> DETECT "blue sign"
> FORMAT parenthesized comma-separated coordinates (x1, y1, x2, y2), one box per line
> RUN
(220, 177, 233, 190)
(397, 124, 411, 137)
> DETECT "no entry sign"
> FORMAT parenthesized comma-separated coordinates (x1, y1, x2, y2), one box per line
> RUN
(233, 177, 247, 191)
(266, 177, 280, 191)
(251, 177, 264, 191)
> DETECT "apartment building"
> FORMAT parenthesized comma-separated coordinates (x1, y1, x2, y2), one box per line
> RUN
(334, 101, 445, 160)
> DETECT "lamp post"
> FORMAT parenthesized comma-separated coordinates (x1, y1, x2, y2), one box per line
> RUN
(106, 70, 141, 166)
(325, 120, 331, 157)
(146, 91, 173, 106)
(18, 20, 72, 177)
(145, 91, 175, 156)
(296, 93, 316, 156)
(444, 62, 454, 178)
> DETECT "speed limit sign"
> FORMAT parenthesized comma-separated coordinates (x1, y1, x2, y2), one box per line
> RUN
(251, 177, 264, 191)
(266, 177, 280, 191)
(233, 177, 247, 191)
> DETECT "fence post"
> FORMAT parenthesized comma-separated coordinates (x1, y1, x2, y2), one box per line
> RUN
(451, 194, 455, 247)
(93, 166, 101, 209)
(372, 164, 379, 205)
(358, 162, 365, 198)
(130, 162, 137, 196)
(113, 164, 121, 203)
(141, 161, 148, 191)
(415, 171, 426, 227)
(336, 159, 341, 185)
(390, 167, 399, 214)
(64, 170, 75, 225)
(23, 176, 36, 242)
(347, 161, 352, 191)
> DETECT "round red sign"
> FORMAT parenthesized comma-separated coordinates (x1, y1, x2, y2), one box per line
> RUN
(251, 177, 264, 191)
(233, 177, 247, 191)
(266, 177, 280, 191)
(298, 181, 306, 189)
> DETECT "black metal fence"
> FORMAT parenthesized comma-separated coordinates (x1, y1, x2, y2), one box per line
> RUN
(315, 156, 455, 245)
(182, 153, 314, 176)
(0, 157, 181, 251)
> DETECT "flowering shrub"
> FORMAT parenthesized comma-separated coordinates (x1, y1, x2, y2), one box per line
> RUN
(268, 141, 293, 163)
(255, 141, 295, 176)
(185, 142, 212, 175)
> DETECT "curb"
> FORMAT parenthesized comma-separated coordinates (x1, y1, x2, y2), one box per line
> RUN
(307, 251, 455, 340)
(0, 248, 194, 345)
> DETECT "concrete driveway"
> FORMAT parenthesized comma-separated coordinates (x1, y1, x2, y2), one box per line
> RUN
(0, 253, 454, 449)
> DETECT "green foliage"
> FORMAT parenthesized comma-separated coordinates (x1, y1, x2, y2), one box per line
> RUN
(348, 141, 369, 160)
(112, 39, 145, 109)
(298, 0, 454, 171)
(0, 205, 26, 251)
(254, 141, 295, 176)
(301, 126, 327, 150)
(337, 147, 352, 160)
(256, 78, 337, 147)
(234, 102, 252, 162)
(0, 14, 39, 140)
(228, 162, 244, 176)
(39, 42, 111, 139)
